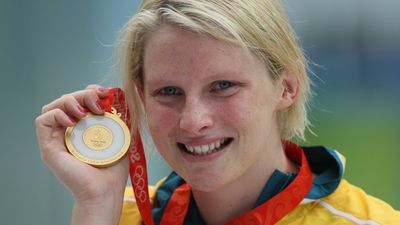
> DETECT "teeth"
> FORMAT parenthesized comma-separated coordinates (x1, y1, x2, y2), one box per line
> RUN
(185, 145, 194, 153)
(183, 138, 229, 155)
(210, 142, 215, 150)
(216, 140, 221, 148)
(194, 146, 202, 154)
(201, 145, 209, 153)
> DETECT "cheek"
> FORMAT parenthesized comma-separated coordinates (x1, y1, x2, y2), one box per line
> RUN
(220, 103, 251, 126)
(216, 90, 278, 137)
(217, 93, 262, 126)
(145, 103, 179, 138)
(144, 102, 181, 166)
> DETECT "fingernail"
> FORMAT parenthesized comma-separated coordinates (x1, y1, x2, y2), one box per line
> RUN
(77, 104, 87, 113)
(96, 100, 104, 111)
(69, 116, 77, 124)
(98, 87, 108, 93)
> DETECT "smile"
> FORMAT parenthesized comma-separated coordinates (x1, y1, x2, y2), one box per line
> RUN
(178, 138, 233, 155)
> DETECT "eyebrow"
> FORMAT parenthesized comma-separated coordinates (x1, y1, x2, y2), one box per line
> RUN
(144, 69, 244, 87)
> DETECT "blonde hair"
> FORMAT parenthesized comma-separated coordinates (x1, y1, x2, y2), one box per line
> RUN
(120, 0, 311, 140)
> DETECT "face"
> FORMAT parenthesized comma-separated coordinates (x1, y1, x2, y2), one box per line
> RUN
(142, 25, 286, 192)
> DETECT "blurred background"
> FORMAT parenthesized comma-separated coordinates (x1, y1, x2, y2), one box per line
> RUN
(0, 0, 399, 224)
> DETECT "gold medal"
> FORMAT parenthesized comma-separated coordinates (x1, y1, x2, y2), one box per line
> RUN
(65, 107, 131, 167)
(83, 125, 113, 150)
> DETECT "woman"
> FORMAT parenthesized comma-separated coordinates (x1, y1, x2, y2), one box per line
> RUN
(35, 0, 400, 224)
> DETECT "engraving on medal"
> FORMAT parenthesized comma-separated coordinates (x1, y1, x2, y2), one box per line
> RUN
(111, 107, 122, 117)
(65, 106, 131, 167)
(82, 125, 113, 150)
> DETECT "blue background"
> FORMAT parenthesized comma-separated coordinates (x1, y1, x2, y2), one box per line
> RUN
(0, 1, 399, 224)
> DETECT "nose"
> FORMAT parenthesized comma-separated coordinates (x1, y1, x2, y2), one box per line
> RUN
(179, 99, 214, 136)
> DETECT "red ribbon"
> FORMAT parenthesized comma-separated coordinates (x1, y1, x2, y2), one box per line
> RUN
(159, 183, 191, 224)
(128, 129, 154, 225)
(96, 88, 115, 112)
(102, 88, 313, 225)
(99, 88, 155, 225)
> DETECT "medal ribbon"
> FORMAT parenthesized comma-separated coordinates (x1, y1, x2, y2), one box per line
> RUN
(128, 129, 154, 225)
(97, 88, 115, 112)
(99, 88, 313, 225)
(98, 88, 155, 225)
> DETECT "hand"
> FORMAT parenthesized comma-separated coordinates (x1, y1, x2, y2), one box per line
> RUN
(35, 85, 129, 224)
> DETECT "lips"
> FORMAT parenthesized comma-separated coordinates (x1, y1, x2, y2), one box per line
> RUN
(177, 138, 233, 155)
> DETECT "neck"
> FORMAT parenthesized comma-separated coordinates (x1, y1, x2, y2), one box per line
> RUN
(192, 141, 298, 225)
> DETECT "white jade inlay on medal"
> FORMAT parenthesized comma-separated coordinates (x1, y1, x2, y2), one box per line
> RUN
(70, 115, 126, 160)
(65, 108, 131, 167)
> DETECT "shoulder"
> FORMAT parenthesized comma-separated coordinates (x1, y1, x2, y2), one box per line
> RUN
(118, 178, 166, 225)
(279, 179, 400, 225)
(319, 179, 400, 224)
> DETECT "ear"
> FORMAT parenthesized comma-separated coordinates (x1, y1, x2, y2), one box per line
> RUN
(276, 70, 299, 110)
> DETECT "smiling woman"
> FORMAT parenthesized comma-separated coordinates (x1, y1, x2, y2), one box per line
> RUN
(35, 0, 400, 225)
(143, 25, 294, 196)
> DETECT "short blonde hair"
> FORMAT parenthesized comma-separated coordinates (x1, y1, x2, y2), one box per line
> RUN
(121, 0, 311, 140)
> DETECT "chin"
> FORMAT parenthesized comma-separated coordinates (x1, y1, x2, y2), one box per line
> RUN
(184, 171, 227, 193)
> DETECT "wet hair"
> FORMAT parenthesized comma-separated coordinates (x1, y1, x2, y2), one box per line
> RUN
(120, 0, 311, 140)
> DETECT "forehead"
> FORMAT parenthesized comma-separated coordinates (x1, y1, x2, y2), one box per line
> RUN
(142, 25, 262, 82)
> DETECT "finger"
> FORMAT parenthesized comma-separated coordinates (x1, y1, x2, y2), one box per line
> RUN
(61, 95, 88, 119)
(85, 84, 110, 98)
(36, 108, 76, 129)
(79, 88, 105, 114)
(35, 109, 75, 158)
(42, 90, 87, 114)
(42, 89, 104, 115)
(65, 88, 107, 114)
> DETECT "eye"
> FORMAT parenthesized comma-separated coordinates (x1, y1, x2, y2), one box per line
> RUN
(212, 81, 236, 91)
(210, 80, 241, 97)
(158, 86, 181, 96)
